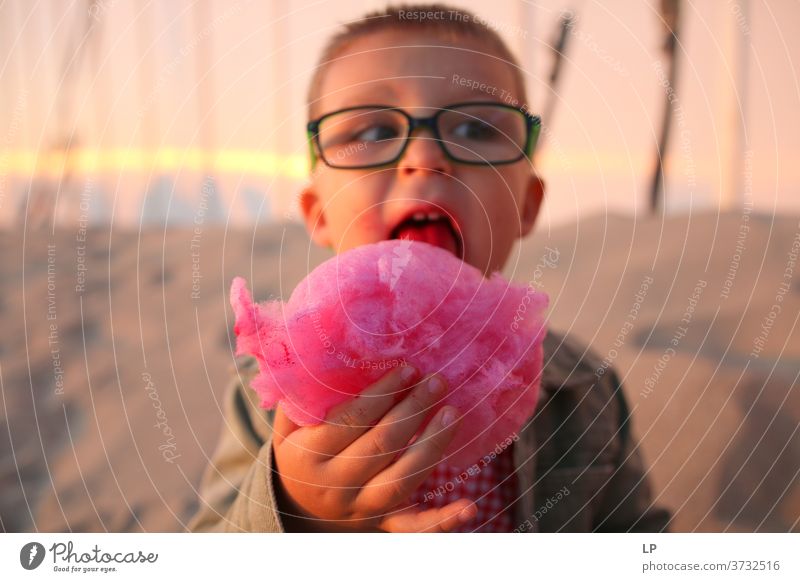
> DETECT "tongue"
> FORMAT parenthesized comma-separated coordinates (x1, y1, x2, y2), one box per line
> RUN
(395, 220, 459, 256)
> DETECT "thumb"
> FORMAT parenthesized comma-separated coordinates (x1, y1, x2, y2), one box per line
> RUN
(272, 405, 301, 448)
(380, 499, 476, 533)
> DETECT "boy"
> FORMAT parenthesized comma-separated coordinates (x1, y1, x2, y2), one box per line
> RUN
(190, 3, 670, 533)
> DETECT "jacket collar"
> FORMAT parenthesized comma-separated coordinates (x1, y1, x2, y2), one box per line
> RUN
(538, 331, 598, 401)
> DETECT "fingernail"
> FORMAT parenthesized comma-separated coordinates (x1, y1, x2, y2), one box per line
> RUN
(427, 375, 444, 396)
(459, 503, 476, 523)
(401, 366, 417, 381)
(440, 407, 456, 427)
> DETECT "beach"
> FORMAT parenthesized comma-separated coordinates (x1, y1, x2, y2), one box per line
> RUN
(2, 211, 797, 532)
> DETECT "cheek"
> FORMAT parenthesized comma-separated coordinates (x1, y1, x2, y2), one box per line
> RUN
(329, 209, 380, 248)
(318, 183, 389, 248)
(469, 172, 525, 222)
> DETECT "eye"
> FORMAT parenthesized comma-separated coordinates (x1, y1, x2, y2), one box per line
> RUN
(452, 119, 500, 141)
(354, 124, 399, 143)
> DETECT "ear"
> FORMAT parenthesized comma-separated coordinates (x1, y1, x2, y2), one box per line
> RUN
(299, 184, 333, 248)
(520, 171, 545, 237)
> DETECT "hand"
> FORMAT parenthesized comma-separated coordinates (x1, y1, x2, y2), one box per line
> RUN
(271, 366, 477, 532)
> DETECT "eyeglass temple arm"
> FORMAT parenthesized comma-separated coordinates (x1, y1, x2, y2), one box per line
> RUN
(306, 126, 319, 169)
(526, 117, 542, 158)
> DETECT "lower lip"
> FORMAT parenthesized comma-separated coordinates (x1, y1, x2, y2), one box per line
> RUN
(394, 221, 461, 257)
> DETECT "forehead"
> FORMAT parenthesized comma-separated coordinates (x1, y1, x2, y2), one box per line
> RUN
(317, 30, 523, 114)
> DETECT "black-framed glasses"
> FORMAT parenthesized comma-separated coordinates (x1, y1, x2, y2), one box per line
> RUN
(306, 101, 541, 169)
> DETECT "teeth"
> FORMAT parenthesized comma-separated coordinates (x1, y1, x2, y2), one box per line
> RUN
(409, 211, 444, 223)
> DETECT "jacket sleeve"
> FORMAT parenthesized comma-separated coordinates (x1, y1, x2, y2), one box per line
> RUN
(593, 369, 672, 532)
(188, 358, 286, 532)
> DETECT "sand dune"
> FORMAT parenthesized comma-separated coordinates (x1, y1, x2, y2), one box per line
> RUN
(1, 211, 797, 532)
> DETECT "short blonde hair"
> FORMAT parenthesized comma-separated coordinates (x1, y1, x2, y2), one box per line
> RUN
(306, 3, 528, 120)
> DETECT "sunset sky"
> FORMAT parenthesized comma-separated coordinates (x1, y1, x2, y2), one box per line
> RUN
(1, 0, 798, 228)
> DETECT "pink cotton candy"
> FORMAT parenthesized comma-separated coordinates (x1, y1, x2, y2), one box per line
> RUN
(231, 240, 547, 469)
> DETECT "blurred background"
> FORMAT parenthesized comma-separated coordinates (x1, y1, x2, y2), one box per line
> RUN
(1, 0, 798, 533)
(2, 0, 799, 226)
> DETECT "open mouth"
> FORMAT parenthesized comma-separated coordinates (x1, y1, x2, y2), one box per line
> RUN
(389, 210, 464, 259)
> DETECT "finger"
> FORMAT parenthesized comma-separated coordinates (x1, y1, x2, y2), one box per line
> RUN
(330, 374, 447, 482)
(300, 365, 419, 457)
(357, 405, 461, 511)
(272, 405, 301, 448)
(380, 499, 477, 533)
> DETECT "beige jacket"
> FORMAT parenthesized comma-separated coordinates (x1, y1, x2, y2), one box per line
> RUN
(189, 331, 671, 532)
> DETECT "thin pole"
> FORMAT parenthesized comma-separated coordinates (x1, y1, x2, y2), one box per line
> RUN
(650, 0, 681, 214)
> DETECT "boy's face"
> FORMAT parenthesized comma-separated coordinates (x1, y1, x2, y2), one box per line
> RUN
(300, 30, 544, 275)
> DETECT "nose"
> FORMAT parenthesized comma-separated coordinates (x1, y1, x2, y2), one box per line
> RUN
(396, 125, 453, 176)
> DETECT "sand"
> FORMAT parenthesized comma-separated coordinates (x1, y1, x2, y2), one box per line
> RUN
(1, 211, 798, 532)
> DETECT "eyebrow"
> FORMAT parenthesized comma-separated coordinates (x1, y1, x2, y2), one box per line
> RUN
(322, 75, 452, 111)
